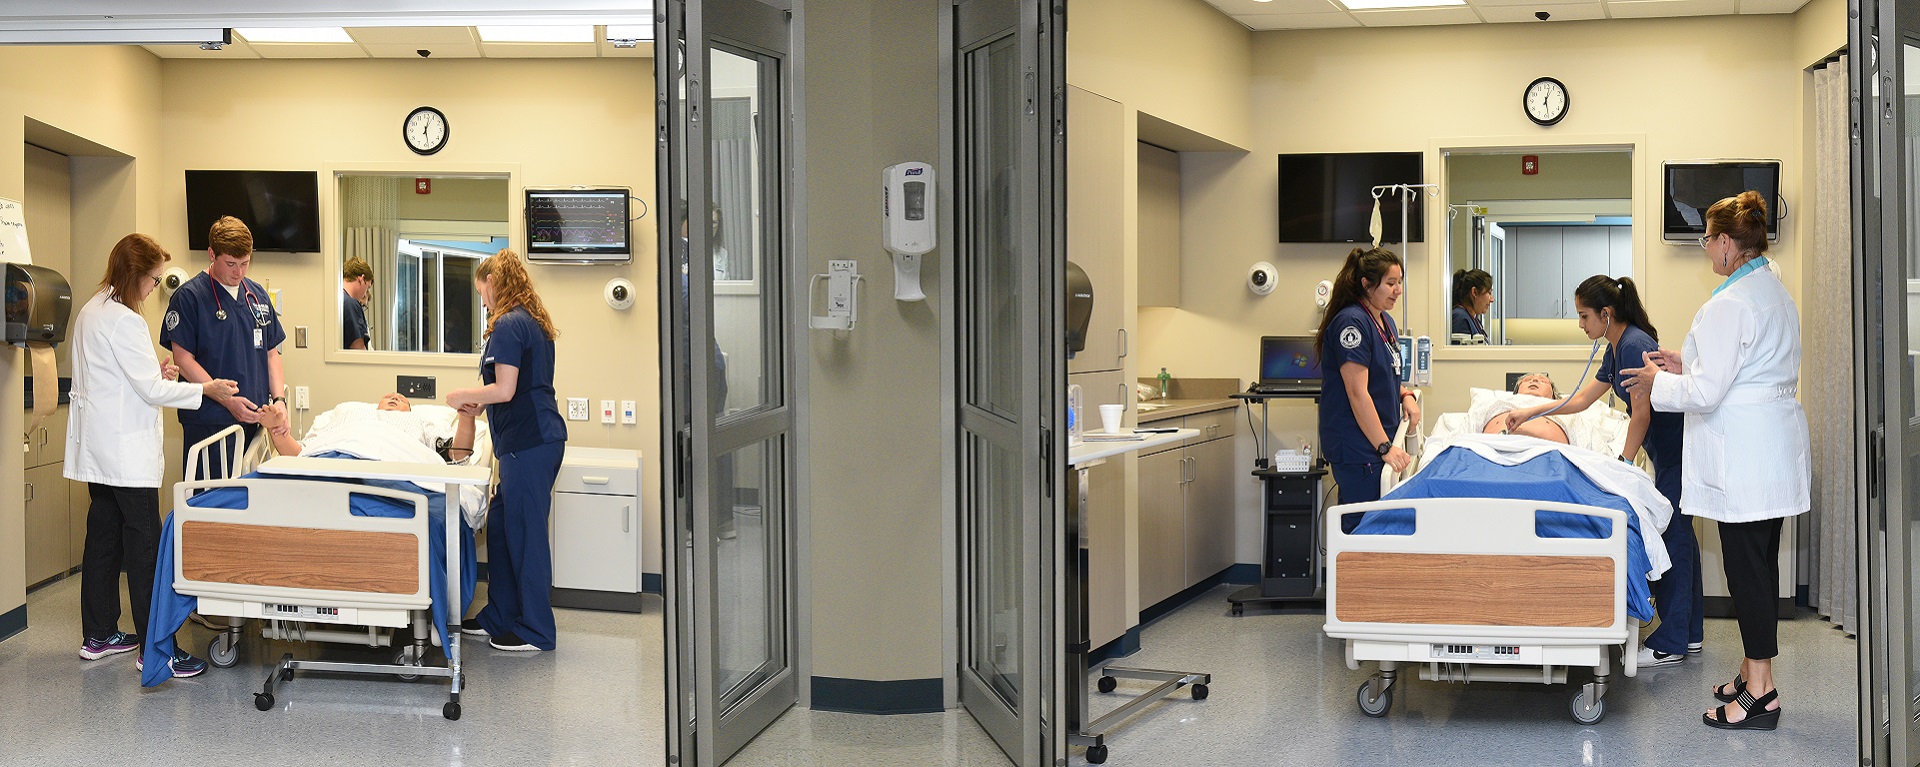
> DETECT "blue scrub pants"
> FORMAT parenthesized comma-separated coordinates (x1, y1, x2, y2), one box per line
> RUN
(1330, 461, 1383, 534)
(180, 422, 259, 481)
(1644, 461, 1704, 656)
(478, 440, 565, 650)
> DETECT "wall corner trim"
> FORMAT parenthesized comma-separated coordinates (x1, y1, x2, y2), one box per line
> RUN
(0, 604, 25, 644)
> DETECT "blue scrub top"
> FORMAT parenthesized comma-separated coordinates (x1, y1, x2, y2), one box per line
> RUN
(342, 288, 370, 348)
(159, 271, 284, 425)
(1450, 305, 1485, 338)
(1319, 303, 1402, 465)
(1595, 324, 1684, 469)
(481, 307, 568, 454)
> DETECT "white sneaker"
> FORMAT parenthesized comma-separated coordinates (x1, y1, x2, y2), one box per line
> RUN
(1636, 646, 1685, 668)
(1688, 642, 1703, 654)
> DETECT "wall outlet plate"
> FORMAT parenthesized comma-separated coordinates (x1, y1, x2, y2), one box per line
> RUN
(620, 399, 637, 425)
(398, 375, 436, 399)
(294, 326, 309, 348)
(600, 399, 616, 424)
(293, 385, 310, 411)
(567, 397, 590, 421)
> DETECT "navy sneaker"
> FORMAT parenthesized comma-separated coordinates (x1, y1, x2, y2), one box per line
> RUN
(488, 632, 541, 652)
(136, 648, 209, 678)
(79, 632, 139, 661)
(459, 618, 489, 637)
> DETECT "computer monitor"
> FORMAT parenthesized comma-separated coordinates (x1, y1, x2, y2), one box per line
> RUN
(1259, 336, 1322, 387)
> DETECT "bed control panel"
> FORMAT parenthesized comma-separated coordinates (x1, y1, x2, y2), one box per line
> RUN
(265, 603, 347, 623)
(1431, 644, 1523, 661)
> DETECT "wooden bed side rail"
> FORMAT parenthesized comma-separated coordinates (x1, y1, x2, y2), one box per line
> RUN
(1325, 498, 1628, 631)
(171, 477, 432, 605)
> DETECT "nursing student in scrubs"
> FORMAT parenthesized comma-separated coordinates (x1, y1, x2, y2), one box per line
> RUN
(447, 250, 567, 653)
(1490, 275, 1700, 668)
(1317, 247, 1419, 530)
(1449, 268, 1492, 341)
(161, 216, 287, 480)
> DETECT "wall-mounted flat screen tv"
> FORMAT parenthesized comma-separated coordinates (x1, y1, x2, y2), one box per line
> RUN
(525, 188, 632, 263)
(1278, 152, 1424, 244)
(185, 170, 322, 253)
(1662, 160, 1781, 242)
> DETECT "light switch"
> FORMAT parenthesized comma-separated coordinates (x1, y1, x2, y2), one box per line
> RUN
(294, 326, 308, 348)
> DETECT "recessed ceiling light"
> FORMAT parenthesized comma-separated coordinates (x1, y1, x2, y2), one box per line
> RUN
(1339, 0, 1465, 9)
(605, 24, 653, 42)
(235, 27, 353, 44)
(477, 26, 595, 43)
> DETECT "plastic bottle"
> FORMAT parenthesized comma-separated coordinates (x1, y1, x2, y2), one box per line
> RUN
(1067, 384, 1084, 445)
(1157, 367, 1171, 399)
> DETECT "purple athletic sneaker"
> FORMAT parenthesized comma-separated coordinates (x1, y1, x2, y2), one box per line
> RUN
(135, 648, 208, 679)
(79, 632, 139, 661)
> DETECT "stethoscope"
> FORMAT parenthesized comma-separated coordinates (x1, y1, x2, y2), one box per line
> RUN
(1511, 314, 1610, 429)
(212, 280, 271, 327)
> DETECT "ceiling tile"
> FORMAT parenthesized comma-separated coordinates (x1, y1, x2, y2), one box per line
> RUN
(1477, 3, 1608, 20)
(1352, 5, 1483, 25)
(1240, 11, 1364, 28)
(249, 42, 369, 59)
(141, 40, 261, 59)
(346, 26, 477, 45)
(1605, 0, 1737, 17)
(361, 41, 483, 58)
(480, 42, 597, 59)
(1232, 0, 1350, 13)
(1737, 0, 1811, 12)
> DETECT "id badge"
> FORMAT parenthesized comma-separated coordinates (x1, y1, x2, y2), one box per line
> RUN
(253, 328, 264, 349)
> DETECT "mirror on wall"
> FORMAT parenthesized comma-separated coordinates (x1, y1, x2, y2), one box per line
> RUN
(336, 173, 509, 354)
(1443, 148, 1633, 346)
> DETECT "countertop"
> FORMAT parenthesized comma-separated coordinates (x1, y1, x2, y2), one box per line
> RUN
(1069, 428, 1199, 466)
(1135, 397, 1239, 423)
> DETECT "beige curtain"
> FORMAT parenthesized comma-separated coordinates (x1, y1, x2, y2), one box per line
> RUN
(1807, 55, 1856, 634)
(340, 176, 399, 350)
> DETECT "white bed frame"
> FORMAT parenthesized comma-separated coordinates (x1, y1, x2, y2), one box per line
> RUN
(172, 426, 489, 720)
(1331, 420, 1641, 724)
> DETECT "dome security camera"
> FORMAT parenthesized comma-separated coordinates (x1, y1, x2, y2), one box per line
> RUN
(162, 267, 189, 291)
(604, 277, 636, 310)
(417, 49, 432, 58)
(1247, 261, 1278, 296)
(1535, 10, 1551, 19)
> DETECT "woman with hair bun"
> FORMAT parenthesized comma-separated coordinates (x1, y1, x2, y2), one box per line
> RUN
(1449, 268, 1493, 341)
(1621, 190, 1808, 731)
(1316, 247, 1419, 525)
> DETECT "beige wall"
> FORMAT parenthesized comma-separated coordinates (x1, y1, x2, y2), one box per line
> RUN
(1795, 0, 1848, 68)
(802, 0, 945, 683)
(0, 44, 163, 630)
(1067, 0, 1253, 151)
(155, 57, 661, 570)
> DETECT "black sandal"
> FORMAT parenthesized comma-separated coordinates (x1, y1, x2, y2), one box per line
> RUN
(1713, 675, 1746, 704)
(1704, 688, 1780, 731)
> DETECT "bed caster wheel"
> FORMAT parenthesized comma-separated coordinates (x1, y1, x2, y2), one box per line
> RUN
(1085, 744, 1108, 764)
(279, 667, 294, 682)
(1231, 604, 1244, 617)
(444, 702, 462, 721)
(254, 693, 274, 711)
(1571, 689, 1606, 725)
(1096, 676, 1116, 694)
(1356, 681, 1392, 718)
(1191, 683, 1209, 701)
(207, 634, 238, 669)
(395, 648, 421, 681)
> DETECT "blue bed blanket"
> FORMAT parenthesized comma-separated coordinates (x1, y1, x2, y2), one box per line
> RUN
(141, 452, 476, 687)
(1351, 447, 1658, 624)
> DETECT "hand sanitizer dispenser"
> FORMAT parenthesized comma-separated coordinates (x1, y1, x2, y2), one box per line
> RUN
(883, 162, 935, 302)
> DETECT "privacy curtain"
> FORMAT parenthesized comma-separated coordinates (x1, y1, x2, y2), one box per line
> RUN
(340, 176, 400, 350)
(1807, 54, 1856, 634)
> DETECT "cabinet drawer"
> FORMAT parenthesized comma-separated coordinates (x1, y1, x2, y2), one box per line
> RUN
(1183, 408, 1236, 443)
(1266, 477, 1318, 511)
(555, 463, 639, 496)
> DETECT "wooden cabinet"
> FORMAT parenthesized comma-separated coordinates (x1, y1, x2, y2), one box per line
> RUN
(1184, 436, 1236, 585)
(1082, 456, 1128, 650)
(1067, 85, 1128, 375)
(1136, 405, 1240, 610)
(1136, 447, 1187, 608)
(1507, 225, 1634, 319)
(1137, 142, 1182, 308)
(25, 463, 70, 586)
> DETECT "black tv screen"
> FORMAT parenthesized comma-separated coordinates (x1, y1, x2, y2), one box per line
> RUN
(185, 170, 321, 253)
(1278, 152, 1424, 243)
(1663, 161, 1780, 242)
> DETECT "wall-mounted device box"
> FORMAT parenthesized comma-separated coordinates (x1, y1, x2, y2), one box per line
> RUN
(397, 374, 436, 399)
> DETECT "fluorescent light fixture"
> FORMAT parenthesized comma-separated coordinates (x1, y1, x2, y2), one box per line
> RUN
(0, 27, 229, 45)
(477, 26, 594, 43)
(235, 27, 353, 44)
(1339, 0, 1465, 9)
(605, 24, 654, 42)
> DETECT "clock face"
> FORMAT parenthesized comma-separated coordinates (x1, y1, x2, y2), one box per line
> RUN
(404, 106, 448, 155)
(1524, 77, 1568, 126)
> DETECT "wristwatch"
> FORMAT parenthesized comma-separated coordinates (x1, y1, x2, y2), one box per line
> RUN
(1376, 441, 1393, 456)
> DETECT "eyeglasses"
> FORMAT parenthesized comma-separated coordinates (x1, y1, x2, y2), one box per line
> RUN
(1697, 233, 1721, 249)
(147, 274, 163, 288)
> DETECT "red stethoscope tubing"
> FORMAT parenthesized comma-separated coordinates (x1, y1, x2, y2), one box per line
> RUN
(211, 281, 263, 322)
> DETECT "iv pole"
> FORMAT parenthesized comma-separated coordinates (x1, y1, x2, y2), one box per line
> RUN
(1370, 183, 1439, 330)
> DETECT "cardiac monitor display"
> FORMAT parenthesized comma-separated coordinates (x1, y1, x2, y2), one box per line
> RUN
(526, 190, 630, 255)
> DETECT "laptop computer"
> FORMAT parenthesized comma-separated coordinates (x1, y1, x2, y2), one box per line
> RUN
(1250, 336, 1323, 395)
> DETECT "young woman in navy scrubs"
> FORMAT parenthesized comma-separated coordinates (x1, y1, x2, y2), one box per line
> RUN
(1491, 275, 1698, 666)
(1449, 268, 1492, 340)
(1317, 247, 1419, 526)
(447, 250, 568, 653)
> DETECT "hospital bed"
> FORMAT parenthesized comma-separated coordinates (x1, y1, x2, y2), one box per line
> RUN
(152, 408, 491, 719)
(1327, 395, 1664, 725)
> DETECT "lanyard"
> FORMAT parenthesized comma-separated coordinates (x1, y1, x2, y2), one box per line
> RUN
(1371, 310, 1394, 348)
(1712, 256, 1769, 296)
(212, 281, 262, 323)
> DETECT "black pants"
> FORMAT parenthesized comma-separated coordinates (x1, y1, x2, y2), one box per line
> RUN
(1719, 517, 1784, 660)
(80, 483, 160, 642)
(181, 422, 258, 481)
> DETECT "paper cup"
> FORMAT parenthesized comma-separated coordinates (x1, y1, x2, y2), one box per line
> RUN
(1099, 404, 1124, 434)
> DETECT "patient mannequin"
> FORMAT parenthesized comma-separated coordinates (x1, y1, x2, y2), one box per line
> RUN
(259, 392, 476, 462)
(1480, 374, 1571, 444)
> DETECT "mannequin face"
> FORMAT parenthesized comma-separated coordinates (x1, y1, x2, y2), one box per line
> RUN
(1363, 265, 1404, 314)
(1515, 375, 1554, 398)
(376, 392, 413, 412)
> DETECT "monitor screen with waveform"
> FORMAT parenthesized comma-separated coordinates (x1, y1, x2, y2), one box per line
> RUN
(526, 188, 631, 261)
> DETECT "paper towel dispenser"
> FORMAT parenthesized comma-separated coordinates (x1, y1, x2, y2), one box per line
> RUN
(1064, 260, 1092, 359)
(6, 263, 72, 346)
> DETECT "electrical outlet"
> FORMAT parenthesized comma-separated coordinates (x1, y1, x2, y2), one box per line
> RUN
(293, 386, 310, 411)
(600, 400, 616, 424)
(620, 400, 636, 425)
(567, 397, 590, 421)
(294, 326, 308, 348)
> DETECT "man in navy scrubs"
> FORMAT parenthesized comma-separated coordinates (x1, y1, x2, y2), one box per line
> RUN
(162, 216, 287, 480)
(342, 256, 372, 350)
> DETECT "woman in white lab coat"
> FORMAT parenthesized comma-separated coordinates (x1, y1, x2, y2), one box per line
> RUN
(64, 233, 237, 677)
(1622, 191, 1808, 731)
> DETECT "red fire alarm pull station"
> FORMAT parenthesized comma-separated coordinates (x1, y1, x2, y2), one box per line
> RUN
(1521, 155, 1540, 175)
(416, 178, 431, 194)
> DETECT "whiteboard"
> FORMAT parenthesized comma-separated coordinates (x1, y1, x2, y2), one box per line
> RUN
(0, 197, 31, 265)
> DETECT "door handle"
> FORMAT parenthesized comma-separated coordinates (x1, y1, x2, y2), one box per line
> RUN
(583, 476, 611, 486)
(1117, 328, 1129, 358)
(24, 482, 31, 502)
(1118, 383, 1128, 413)
(623, 505, 631, 534)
